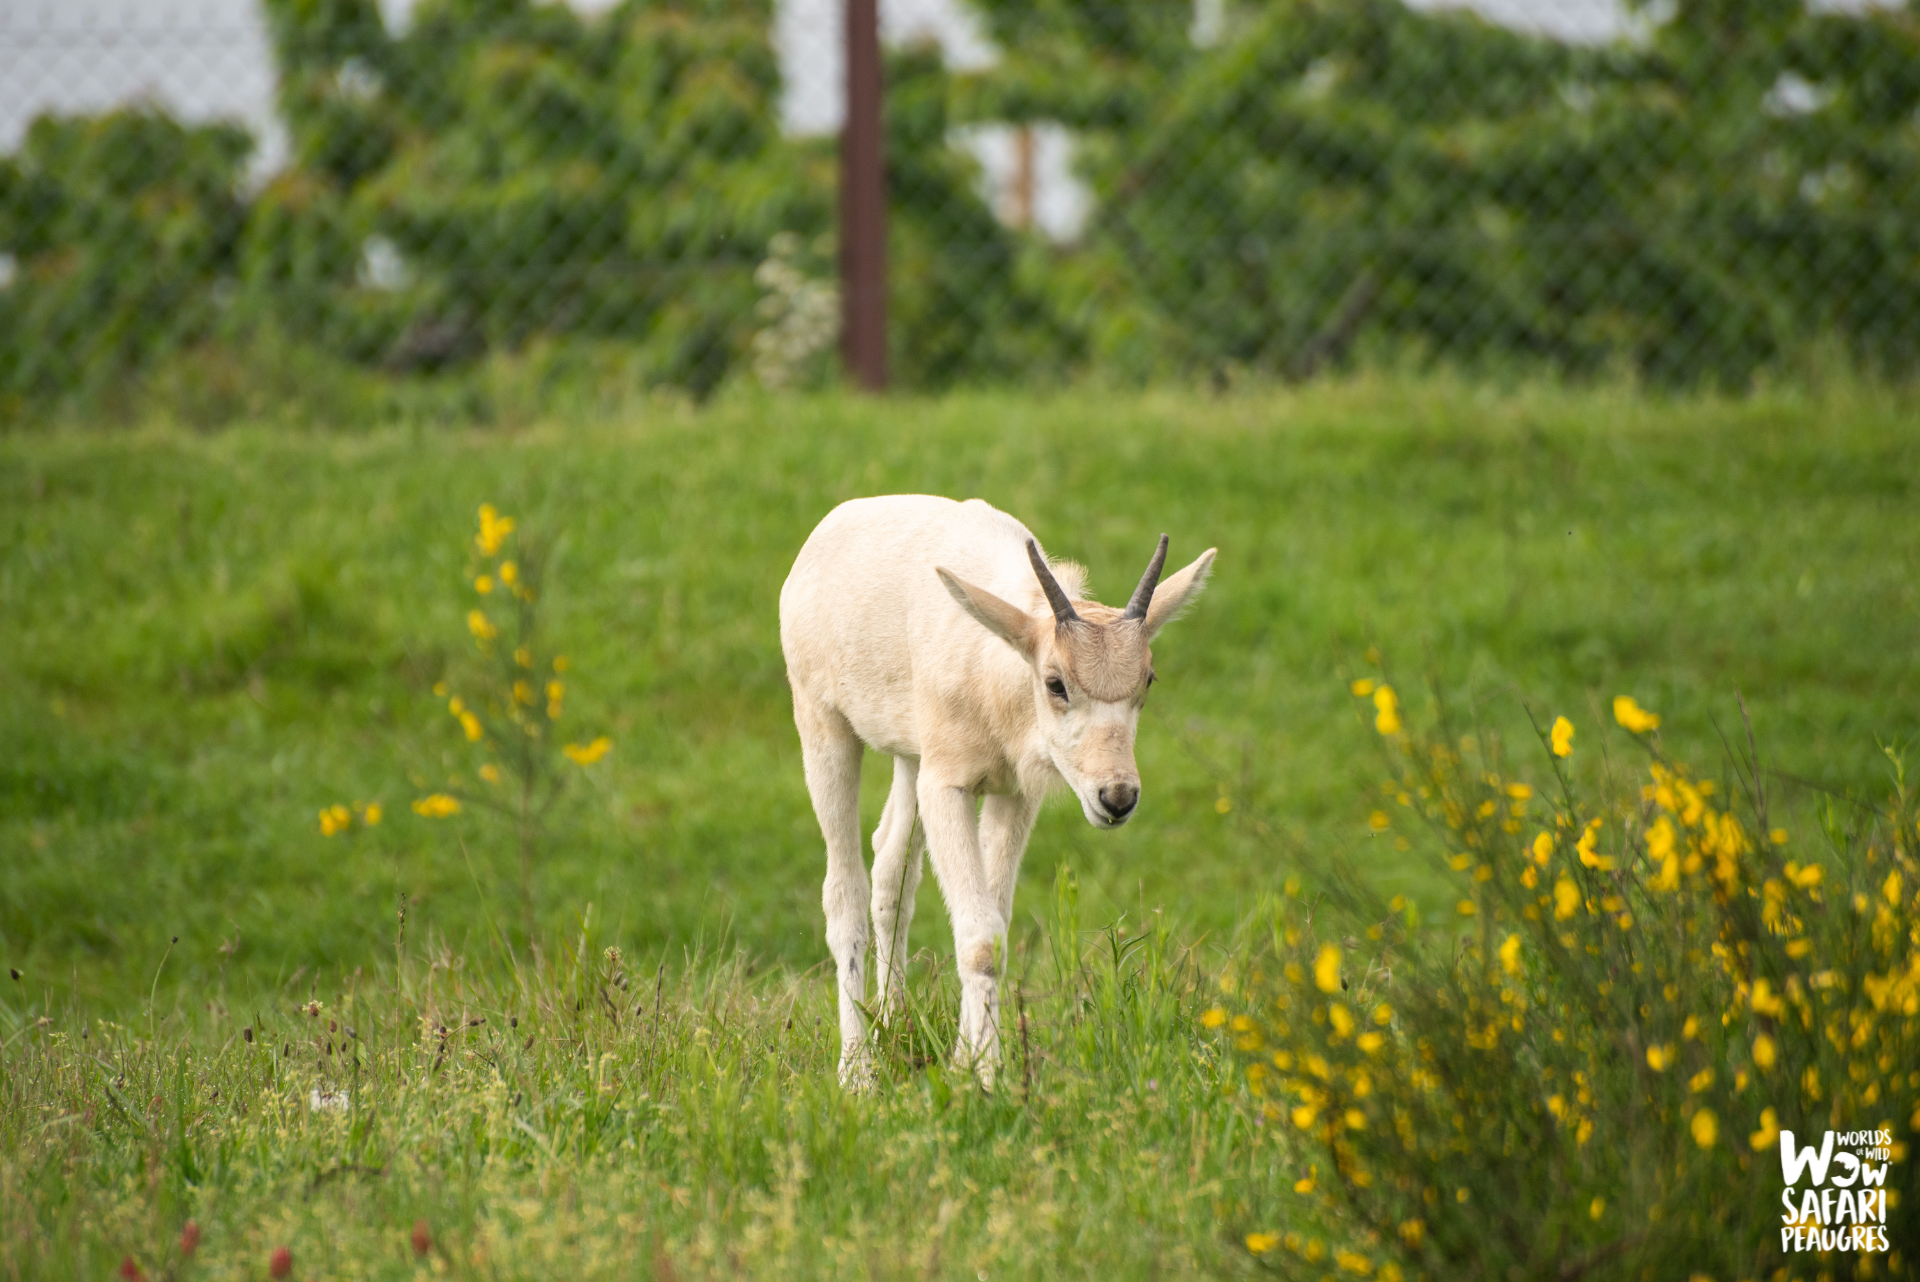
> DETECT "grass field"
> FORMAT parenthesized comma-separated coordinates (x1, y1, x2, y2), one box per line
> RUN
(3, 374, 1919, 1277)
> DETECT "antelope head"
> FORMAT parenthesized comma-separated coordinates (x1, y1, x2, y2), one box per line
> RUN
(938, 535, 1215, 827)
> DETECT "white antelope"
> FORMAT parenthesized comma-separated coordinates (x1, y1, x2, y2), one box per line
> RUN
(779, 495, 1215, 1086)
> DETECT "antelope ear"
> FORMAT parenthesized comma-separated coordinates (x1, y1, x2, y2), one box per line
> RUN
(937, 567, 1039, 658)
(1141, 549, 1216, 641)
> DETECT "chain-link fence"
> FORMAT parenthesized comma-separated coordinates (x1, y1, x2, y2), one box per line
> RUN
(2, 0, 1917, 423)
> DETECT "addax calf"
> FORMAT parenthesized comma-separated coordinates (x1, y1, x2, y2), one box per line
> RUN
(779, 495, 1214, 1086)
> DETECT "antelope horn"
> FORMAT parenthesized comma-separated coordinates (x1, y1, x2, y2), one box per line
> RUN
(1026, 539, 1079, 626)
(1123, 534, 1170, 621)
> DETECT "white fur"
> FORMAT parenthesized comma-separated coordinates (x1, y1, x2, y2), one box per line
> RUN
(779, 496, 1214, 1087)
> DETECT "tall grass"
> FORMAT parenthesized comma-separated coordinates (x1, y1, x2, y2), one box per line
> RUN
(1, 894, 1281, 1281)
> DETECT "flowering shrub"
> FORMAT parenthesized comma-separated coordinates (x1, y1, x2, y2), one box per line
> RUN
(317, 800, 380, 836)
(749, 232, 839, 391)
(1214, 677, 1916, 1280)
(414, 504, 613, 935)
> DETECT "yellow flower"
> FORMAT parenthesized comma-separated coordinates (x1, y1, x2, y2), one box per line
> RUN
(1646, 1044, 1674, 1072)
(546, 680, 564, 704)
(412, 794, 461, 818)
(1498, 933, 1523, 975)
(1373, 685, 1402, 736)
(1531, 831, 1553, 865)
(1691, 1108, 1718, 1147)
(1245, 1232, 1280, 1254)
(1550, 716, 1575, 757)
(1313, 944, 1342, 993)
(1575, 819, 1612, 870)
(1589, 1196, 1604, 1219)
(1749, 979, 1783, 1016)
(1688, 1068, 1714, 1093)
(1294, 1172, 1317, 1193)
(1649, 854, 1680, 893)
(318, 807, 344, 836)
(459, 711, 483, 742)
(514, 646, 533, 669)
(513, 679, 536, 706)
(479, 764, 501, 783)
(1681, 1015, 1699, 1040)
(1456, 899, 1477, 917)
(475, 505, 515, 556)
(1369, 810, 1390, 831)
(1769, 828, 1788, 845)
(1200, 1007, 1227, 1029)
(1885, 870, 1904, 906)
(564, 737, 612, 766)
(474, 575, 494, 594)
(1334, 1248, 1374, 1275)
(499, 561, 518, 585)
(1397, 1220, 1425, 1247)
(1752, 1034, 1776, 1069)
(1357, 1032, 1384, 1054)
(1373, 1002, 1392, 1025)
(1553, 878, 1581, 920)
(467, 609, 498, 642)
(1784, 861, 1823, 890)
(1506, 782, 1532, 800)
(1350, 678, 1375, 697)
(360, 802, 381, 826)
(1613, 695, 1660, 733)
(1750, 1107, 1780, 1150)
(1329, 1004, 1354, 1037)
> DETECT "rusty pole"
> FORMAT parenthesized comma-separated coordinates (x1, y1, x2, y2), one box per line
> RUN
(840, 0, 888, 391)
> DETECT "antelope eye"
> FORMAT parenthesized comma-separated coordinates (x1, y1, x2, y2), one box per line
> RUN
(1045, 676, 1068, 699)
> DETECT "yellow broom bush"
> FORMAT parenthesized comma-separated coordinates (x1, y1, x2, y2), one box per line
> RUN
(413, 504, 614, 936)
(1216, 676, 1917, 1281)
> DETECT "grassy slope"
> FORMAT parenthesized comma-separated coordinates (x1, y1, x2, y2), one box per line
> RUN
(2, 376, 1918, 1014)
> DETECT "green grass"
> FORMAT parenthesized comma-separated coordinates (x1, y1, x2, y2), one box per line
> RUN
(5, 375, 1917, 1007)
(4, 893, 1277, 1280)
(2, 374, 1918, 1277)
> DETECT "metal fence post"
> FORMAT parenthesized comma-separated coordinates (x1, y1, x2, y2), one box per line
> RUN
(840, 0, 888, 391)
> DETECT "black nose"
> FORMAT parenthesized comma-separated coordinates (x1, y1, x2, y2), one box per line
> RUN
(1099, 783, 1139, 820)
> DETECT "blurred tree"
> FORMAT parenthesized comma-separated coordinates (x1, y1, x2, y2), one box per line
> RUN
(886, 43, 1074, 386)
(5, 0, 1916, 416)
(968, 0, 1920, 385)
(249, 0, 827, 395)
(0, 111, 252, 416)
